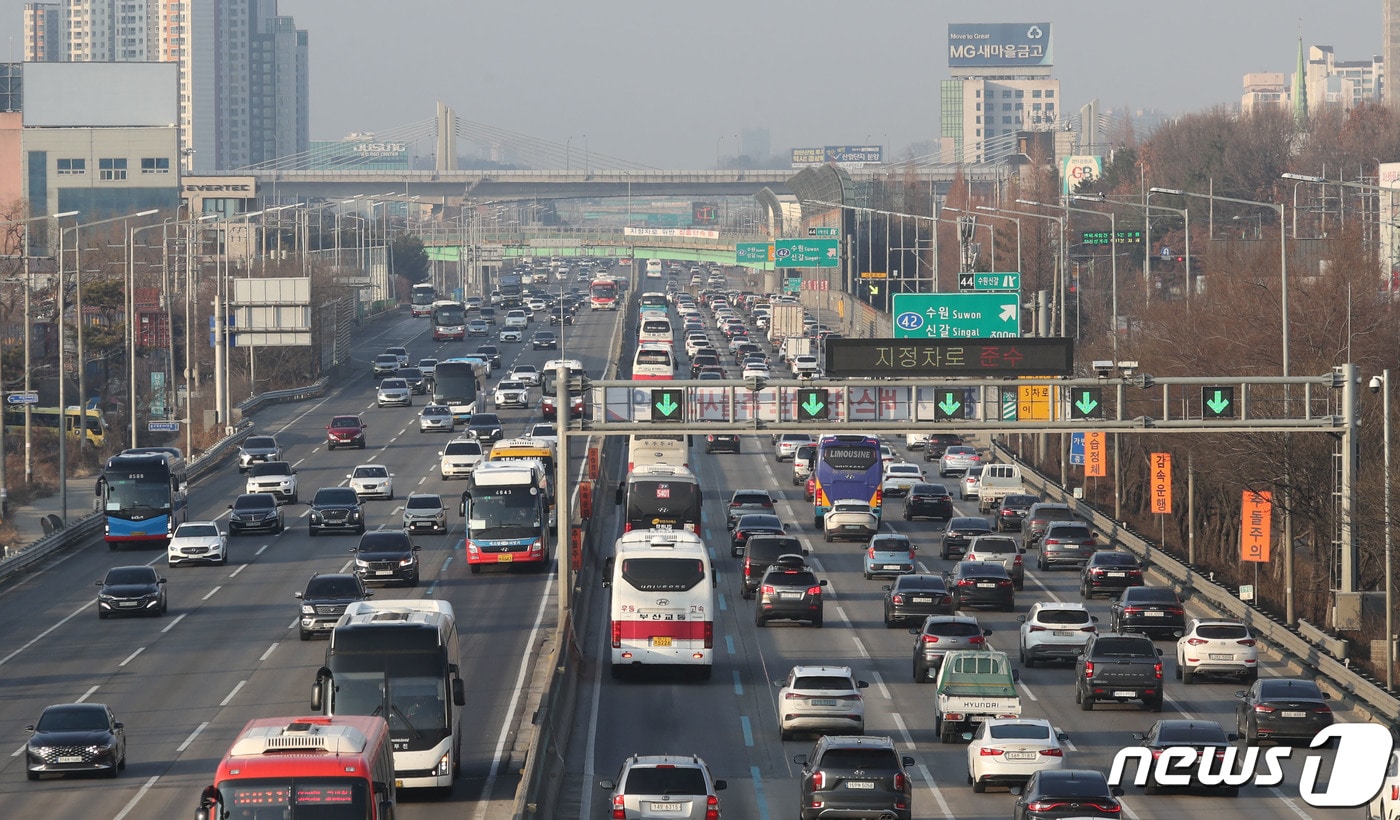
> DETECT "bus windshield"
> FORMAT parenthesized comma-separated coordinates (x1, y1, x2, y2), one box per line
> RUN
(431, 364, 478, 404)
(218, 778, 369, 818)
(432, 304, 465, 325)
(103, 475, 172, 512)
(822, 445, 879, 471)
(468, 486, 541, 539)
(331, 673, 447, 739)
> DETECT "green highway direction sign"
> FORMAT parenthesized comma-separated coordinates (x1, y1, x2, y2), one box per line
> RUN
(1203, 385, 1235, 418)
(892, 293, 1021, 338)
(774, 238, 839, 268)
(649, 388, 685, 422)
(736, 242, 772, 264)
(957, 272, 1021, 292)
(934, 388, 966, 420)
(807, 226, 839, 237)
(796, 388, 830, 421)
(1069, 386, 1104, 420)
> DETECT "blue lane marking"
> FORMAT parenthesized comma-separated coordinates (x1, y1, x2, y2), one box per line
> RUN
(725, 635, 736, 654)
(708, 545, 716, 561)
(739, 715, 754, 746)
(751, 765, 771, 820)
(718, 593, 727, 612)
(732, 670, 743, 695)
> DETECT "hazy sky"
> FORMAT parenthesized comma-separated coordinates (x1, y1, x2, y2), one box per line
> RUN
(2, 0, 1384, 168)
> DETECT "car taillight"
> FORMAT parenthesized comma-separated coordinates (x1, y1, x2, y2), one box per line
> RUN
(703, 621, 713, 649)
(893, 772, 907, 792)
(705, 795, 719, 820)
(1168, 606, 1184, 614)
(968, 635, 986, 645)
(892, 594, 905, 605)
(807, 585, 823, 596)
(736, 531, 746, 540)
(811, 771, 824, 790)
(1253, 704, 1276, 713)
(1084, 660, 1095, 678)
(867, 547, 875, 558)
(979, 747, 1005, 756)
(743, 559, 752, 578)
(1028, 625, 1047, 632)
(1153, 662, 1163, 680)
(922, 634, 940, 644)
(1123, 606, 1143, 614)
(1186, 637, 1209, 646)
(998, 579, 1012, 587)
(612, 794, 626, 819)
(1082, 625, 1098, 632)
(729, 502, 740, 507)
(1013, 554, 1023, 565)
(611, 621, 621, 649)
(1314, 704, 1333, 714)
(1039, 748, 1064, 757)
(762, 585, 775, 595)
(1237, 638, 1257, 647)
(958, 579, 976, 586)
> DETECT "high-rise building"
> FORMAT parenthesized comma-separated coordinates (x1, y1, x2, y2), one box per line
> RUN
(939, 22, 1060, 165)
(19, 0, 308, 172)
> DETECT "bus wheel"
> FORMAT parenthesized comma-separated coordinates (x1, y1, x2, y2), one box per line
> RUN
(610, 664, 625, 680)
(469, 564, 481, 575)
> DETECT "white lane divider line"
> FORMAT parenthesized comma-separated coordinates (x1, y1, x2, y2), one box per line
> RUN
(77, 685, 99, 703)
(228, 564, 247, 577)
(221, 680, 246, 707)
(260, 643, 278, 662)
(870, 670, 891, 700)
(256, 544, 269, 556)
(119, 647, 145, 667)
(112, 775, 161, 820)
(850, 635, 870, 660)
(202, 585, 221, 601)
(0, 600, 95, 668)
(177, 721, 209, 753)
(161, 613, 187, 633)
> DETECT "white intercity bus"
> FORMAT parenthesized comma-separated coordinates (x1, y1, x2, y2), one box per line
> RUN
(604, 530, 715, 680)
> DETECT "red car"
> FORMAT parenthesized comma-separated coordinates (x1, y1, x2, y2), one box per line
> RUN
(804, 475, 816, 502)
(325, 415, 367, 450)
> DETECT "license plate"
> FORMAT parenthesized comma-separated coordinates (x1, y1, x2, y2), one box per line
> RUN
(783, 592, 804, 599)
(843, 525, 863, 531)
(651, 636, 672, 647)
(812, 699, 838, 706)
(883, 564, 901, 570)
(912, 597, 933, 603)
(497, 554, 514, 563)
(1209, 653, 1234, 660)
(1108, 571, 1126, 577)
(375, 570, 394, 575)
(1145, 611, 1165, 617)
(846, 781, 875, 790)
(57, 756, 83, 763)
(118, 601, 138, 607)
(977, 582, 996, 588)
(648, 803, 684, 813)
(1113, 690, 1137, 697)
(1281, 710, 1306, 718)
(1053, 630, 1075, 637)
(1005, 751, 1038, 761)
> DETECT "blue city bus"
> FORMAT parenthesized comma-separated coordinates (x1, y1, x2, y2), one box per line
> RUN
(812, 434, 883, 526)
(98, 450, 189, 548)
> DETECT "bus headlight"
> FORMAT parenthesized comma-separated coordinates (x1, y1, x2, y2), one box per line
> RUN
(435, 753, 452, 776)
(530, 539, 543, 553)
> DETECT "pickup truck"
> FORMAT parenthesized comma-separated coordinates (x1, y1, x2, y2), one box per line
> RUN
(1074, 632, 1165, 712)
(933, 649, 1022, 743)
(977, 463, 1027, 514)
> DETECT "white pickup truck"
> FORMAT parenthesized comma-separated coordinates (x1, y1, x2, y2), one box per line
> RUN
(933, 649, 1022, 743)
(977, 463, 1027, 514)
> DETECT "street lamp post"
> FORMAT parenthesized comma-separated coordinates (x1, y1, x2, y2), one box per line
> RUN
(1065, 197, 1120, 355)
(1375, 370, 1395, 689)
(565, 136, 572, 173)
(986, 203, 1065, 336)
(125, 213, 167, 448)
(969, 206, 1023, 274)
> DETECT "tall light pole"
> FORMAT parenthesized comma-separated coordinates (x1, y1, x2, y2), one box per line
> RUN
(1, 211, 78, 490)
(1065, 197, 1121, 354)
(624, 171, 633, 227)
(716, 135, 724, 169)
(213, 209, 267, 435)
(124, 211, 165, 448)
(565, 136, 573, 173)
(982, 203, 1064, 336)
(1373, 370, 1395, 689)
(969, 206, 1024, 273)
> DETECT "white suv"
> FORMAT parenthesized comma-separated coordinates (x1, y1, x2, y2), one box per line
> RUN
(503, 309, 528, 329)
(1018, 601, 1098, 667)
(1176, 618, 1259, 684)
(439, 437, 484, 479)
(599, 755, 727, 820)
(774, 665, 869, 740)
(244, 460, 298, 504)
(401, 493, 447, 533)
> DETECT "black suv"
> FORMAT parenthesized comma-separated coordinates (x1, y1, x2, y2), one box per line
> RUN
(1080, 550, 1144, 599)
(995, 493, 1041, 532)
(921, 433, 965, 462)
(307, 486, 366, 536)
(794, 735, 914, 820)
(903, 483, 954, 522)
(740, 535, 807, 599)
(941, 516, 993, 560)
(755, 556, 827, 627)
(1022, 502, 1077, 546)
(352, 530, 422, 587)
(1109, 585, 1186, 638)
(726, 489, 775, 529)
(704, 433, 740, 454)
(295, 573, 370, 640)
(731, 513, 785, 558)
(227, 493, 284, 535)
(474, 345, 502, 371)
(466, 412, 505, 444)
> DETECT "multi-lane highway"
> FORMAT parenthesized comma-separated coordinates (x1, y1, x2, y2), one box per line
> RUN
(0, 269, 1370, 820)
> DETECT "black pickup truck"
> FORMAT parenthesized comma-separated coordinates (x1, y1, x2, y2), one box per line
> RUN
(1074, 632, 1164, 711)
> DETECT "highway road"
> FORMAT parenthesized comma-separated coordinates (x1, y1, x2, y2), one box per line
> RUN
(0, 291, 615, 819)
(0, 269, 1370, 820)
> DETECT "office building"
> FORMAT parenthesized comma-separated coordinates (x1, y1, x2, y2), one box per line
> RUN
(939, 22, 1061, 165)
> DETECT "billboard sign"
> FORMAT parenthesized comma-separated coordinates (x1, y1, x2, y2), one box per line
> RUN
(947, 23, 1052, 68)
(774, 238, 839, 268)
(1061, 155, 1103, 195)
(791, 148, 825, 168)
(825, 145, 883, 166)
(1380, 162, 1400, 289)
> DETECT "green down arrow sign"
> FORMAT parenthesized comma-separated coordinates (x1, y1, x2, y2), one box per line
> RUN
(935, 389, 965, 420)
(1071, 387, 1103, 419)
(1203, 386, 1235, 418)
(797, 388, 829, 421)
(650, 388, 684, 421)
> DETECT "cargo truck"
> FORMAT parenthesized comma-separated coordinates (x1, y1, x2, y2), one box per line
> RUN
(933, 649, 1022, 743)
(768, 303, 806, 348)
(780, 335, 814, 364)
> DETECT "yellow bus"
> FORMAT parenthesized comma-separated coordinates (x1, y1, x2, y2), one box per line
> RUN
(486, 437, 557, 516)
(2, 406, 107, 446)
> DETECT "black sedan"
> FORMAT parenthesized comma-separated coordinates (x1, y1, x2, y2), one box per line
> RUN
(531, 330, 559, 350)
(705, 433, 740, 454)
(947, 561, 1015, 612)
(397, 366, 429, 394)
(474, 345, 502, 371)
(994, 493, 1041, 532)
(1132, 720, 1238, 795)
(95, 565, 167, 619)
(690, 352, 721, 378)
(1079, 551, 1144, 599)
(1013, 769, 1123, 820)
(731, 513, 785, 558)
(352, 530, 422, 586)
(548, 306, 575, 325)
(941, 516, 994, 560)
(1234, 677, 1334, 744)
(903, 483, 954, 522)
(1109, 585, 1186, 639)
(882, 573, 954, 627)
(466, 412, 505, 444)
(25, 702, 126, 779)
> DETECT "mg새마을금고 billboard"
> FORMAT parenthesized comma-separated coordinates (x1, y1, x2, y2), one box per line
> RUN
(948, 23, 1053, 68)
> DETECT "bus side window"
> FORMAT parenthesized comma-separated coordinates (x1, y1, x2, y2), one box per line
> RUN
(602, 557, 614, 588)
(615, 482, 625, 505)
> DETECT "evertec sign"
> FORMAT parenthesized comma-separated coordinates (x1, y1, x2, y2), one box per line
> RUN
(1108, 723, 1395, 807)
(948, 23, 1053, 68)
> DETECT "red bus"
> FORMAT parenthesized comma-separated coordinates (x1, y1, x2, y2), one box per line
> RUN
(590, 278, 619, 310)
(196, 715, 395, 820)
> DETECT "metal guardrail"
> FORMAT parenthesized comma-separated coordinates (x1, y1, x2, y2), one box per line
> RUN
(0, 379, 330, 584)
(993, 440, 1400, 725)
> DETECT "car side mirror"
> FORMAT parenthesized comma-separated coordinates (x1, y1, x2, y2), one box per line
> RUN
(1323, 692, 1333, 699)
(713, 779, 727, 791)
(908, 626, 921, 635)
(1016, 615, 1026, 623)
(857, 680, 869, 688)
(1090, 615, 1100, 622)
(1008, 785, 1023, 796)
(983, 628, 992, 636)
(792, 754, 808, 766)
(1011, 670, 1020, 682)
(158, 578, 167, 584)
(294, 592, 303, 599)
(598, 779, 615, 790)
(114, 721, 124, 730)
(228, 504, 234, 510)
(1131, 732, 1146, 741)
(1111, 787, 1125, 797)
(94, 580, 103, 586)
(901, 756, 915, 768)
(882, 585, 892, 591)
(818, 579, 828, 586)
(1234, 690, 1247, 699)
(1227, 733, 1239, 742)
(1056, 731, 1069, 742)
(346, 474, 352, 479)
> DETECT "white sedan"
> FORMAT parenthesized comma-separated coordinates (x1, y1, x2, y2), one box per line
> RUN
(526, 423, 559, 448)
(508, 365, 541, 386)
(347, 464, 395, 500)
(881, 462, 926, 497)
(823, 500, 880, 543)
(965, 718, 1068, 793)
(167, 521, 228, 567)
(741, 363, 771, 380)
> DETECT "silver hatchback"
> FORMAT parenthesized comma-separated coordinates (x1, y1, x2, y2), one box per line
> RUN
(599, 754, 728, 820)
